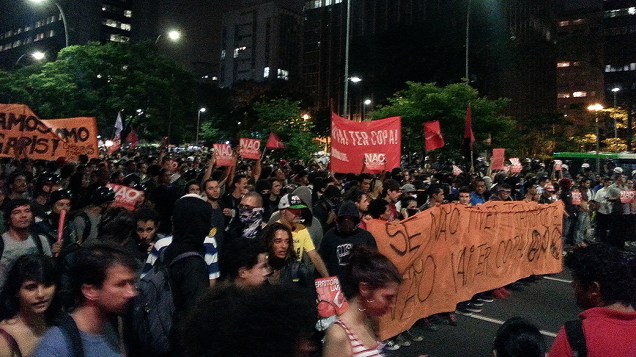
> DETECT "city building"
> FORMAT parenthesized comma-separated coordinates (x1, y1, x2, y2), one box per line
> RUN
(218, 0, 303, 88)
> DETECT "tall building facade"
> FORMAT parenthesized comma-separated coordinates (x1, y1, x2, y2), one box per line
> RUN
(303, 0, 556, 122)
(219, 0, 303, 88)
(0, 0, 135, 69)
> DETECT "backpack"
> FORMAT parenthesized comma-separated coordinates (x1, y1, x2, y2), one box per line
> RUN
(0, 230, 45, 261)
(75, 211, 92, 244)
(564, 319, 587, 357)
(131, 251, 204, 356)
(57, 314, 85, 357)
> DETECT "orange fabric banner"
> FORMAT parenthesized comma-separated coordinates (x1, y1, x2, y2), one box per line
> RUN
(365, 201, 564, 340)
(41, 117, 99, 161)
(0, 104, 98, 162)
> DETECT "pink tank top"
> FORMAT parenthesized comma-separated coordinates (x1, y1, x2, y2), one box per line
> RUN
(333, 320, 385, 357)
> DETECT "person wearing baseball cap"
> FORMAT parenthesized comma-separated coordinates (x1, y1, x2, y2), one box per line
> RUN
(277, 193, 329, 277)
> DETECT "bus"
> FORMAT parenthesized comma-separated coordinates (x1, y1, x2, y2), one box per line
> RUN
(552, 152, 636, 175)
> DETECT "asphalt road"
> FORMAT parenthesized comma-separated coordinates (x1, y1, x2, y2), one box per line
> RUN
(389, 269, 581, 357)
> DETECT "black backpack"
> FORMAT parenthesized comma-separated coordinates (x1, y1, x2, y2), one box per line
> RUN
(131, 250, 204, 356)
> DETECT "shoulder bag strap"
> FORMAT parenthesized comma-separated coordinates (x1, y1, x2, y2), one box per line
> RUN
(564, 319, 587, 357)
(58, 314, 85, 357)
(0, 328, 23, 357)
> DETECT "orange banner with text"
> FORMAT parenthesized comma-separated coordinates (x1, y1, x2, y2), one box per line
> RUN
(365, 201, 564, 340)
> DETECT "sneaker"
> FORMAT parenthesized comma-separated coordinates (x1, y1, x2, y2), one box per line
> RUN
(384, 339, 400, 351)
(465, 302, 482, 313)
(476, 293, 494, 303)
(403, 328, 424, 342)
(395, 333, 411, 347)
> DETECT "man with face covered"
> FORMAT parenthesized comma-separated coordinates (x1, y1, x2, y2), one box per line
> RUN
(226, 191, 265, 241)
(318, 201, 377, 279)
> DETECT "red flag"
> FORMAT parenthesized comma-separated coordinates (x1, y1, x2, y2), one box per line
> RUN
(265, 132, 286, 149)
(126, 128, 139, 149)
(464, 104, 475, 148)
(423, 121, 444, 151)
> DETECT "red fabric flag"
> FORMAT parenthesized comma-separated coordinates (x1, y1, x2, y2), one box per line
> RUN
(464, 104, 475, 148)
(423, 121, 444, 151)
(265, 132, 286, 149)
(126, 128, 139, 149)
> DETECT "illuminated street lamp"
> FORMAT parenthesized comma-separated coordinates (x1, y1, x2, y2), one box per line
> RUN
(196, 107, 206, 145)
(28, 0, 69, 47)
(587, 103, 604, 174)
(15, 51, 46, 67)
(343, 76, 362, 119)
(362, 99, 372, 121)
(156, 30, 182, 44)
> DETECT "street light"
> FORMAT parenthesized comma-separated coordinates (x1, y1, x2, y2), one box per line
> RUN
(155, 30, 182, 44)
(611, 87, 620, 139)
(15, 51, 46, 67)
(587, 103, 604, 174)
(362, 99, 372, 121)
(196, 107, 206, 145)
(343, 76, 362, 119)
(28, 0, 69, 47)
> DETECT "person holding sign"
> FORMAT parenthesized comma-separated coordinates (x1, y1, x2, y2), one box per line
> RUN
(322, 246, 403, 357)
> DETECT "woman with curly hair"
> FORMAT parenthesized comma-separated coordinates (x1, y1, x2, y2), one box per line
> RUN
(0, 254, 60, 357)
(261, 222, 311, 289)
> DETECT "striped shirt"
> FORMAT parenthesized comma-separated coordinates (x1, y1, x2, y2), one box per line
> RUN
(141, 235, 220, 280)
(333, 320, 385, 357)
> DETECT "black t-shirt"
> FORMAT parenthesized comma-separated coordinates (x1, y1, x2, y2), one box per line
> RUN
(318, 227, 377, 279)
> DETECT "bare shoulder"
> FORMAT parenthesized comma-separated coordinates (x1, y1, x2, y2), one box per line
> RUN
(323, 322, 351, 357)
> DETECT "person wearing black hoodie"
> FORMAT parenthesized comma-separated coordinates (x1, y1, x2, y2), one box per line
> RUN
(318, 201, 377, 279)
(164, 194, 212, 315)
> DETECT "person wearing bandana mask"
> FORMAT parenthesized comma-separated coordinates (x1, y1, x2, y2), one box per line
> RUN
(226, 191, 265, 241)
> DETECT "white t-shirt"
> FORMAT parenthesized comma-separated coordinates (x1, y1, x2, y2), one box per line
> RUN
(0, 232, 52, 291)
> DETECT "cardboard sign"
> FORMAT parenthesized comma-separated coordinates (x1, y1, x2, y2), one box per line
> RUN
(509, 158, 522, 174)
(213, 143, 235, 167)
(366, 201, 564, 340)
(331, 113, 401, 174)
(41, 117, 99, 161)
(107, 183, 142, 211)
(315, 276, 349, 318)
(572, 190, 582, 205)
(239, 138, 261, 160)
(554, 160, 562, 171)
(620, 190, 635, 204)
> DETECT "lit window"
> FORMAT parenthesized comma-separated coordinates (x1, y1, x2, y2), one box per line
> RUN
(49, 30, 54, 37)
(557, 62, 570, 68)
(212, 76, 218, 81)
(631, 63, 636, 70)
(121, 23, 131, 31)
(572, 91, 587, 97)
(572, 18, 585, 25)
(264, 67, 270, 78)
(557, 93, 571, 99)
(233, 48, 239, 58)
(630, 7, 636, 15)
(102, 6, 106, 11)
(109, 34, 129, 43)
(277, 69, 289, 80)
(124, 10, 132, 17)
(104, 19, 118, 28)
(221, 50, 226, 59)
(558, 21, 570, 27)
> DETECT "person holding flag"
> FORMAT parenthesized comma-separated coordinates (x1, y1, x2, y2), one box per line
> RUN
(108, 111, 123, 155)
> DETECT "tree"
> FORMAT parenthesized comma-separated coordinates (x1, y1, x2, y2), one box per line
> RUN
(0, 42, 196, 143)
(371, 82, 514, 161)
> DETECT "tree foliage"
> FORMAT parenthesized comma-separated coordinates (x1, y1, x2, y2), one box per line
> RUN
(371, 82, 514, 160)
(0, 42, 196, 142)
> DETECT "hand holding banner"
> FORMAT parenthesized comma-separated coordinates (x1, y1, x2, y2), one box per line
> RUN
(107, 184, 143, 211)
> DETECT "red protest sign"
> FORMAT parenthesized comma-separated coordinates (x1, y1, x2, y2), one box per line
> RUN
(213, 143, 234, 167)
(620, 190, 635, 204)
(315, 276, 348, 318)
(509, 158, 522, 174)
(491, 148, 505, 170)
(107, 183, 143, 211)
(330, 113, 401, 174)
(239, 138, 261, 160)
(572, 190, 582, 205)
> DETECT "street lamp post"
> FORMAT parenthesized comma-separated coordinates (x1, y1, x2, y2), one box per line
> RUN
(465, 0, 472, 81)
(196, 107, 206, 146)
(156, 30, 182, 44)
(15, 51, 46, 67)
(362, 99, 371, 121)
(611, 87, 620, 139)
(587, 103, 604, 174)
(29, 0, 68, 47)
(343, 0, 352, 118)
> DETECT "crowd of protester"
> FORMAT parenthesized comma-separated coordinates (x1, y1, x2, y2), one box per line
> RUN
(0, 150, 634, 356)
